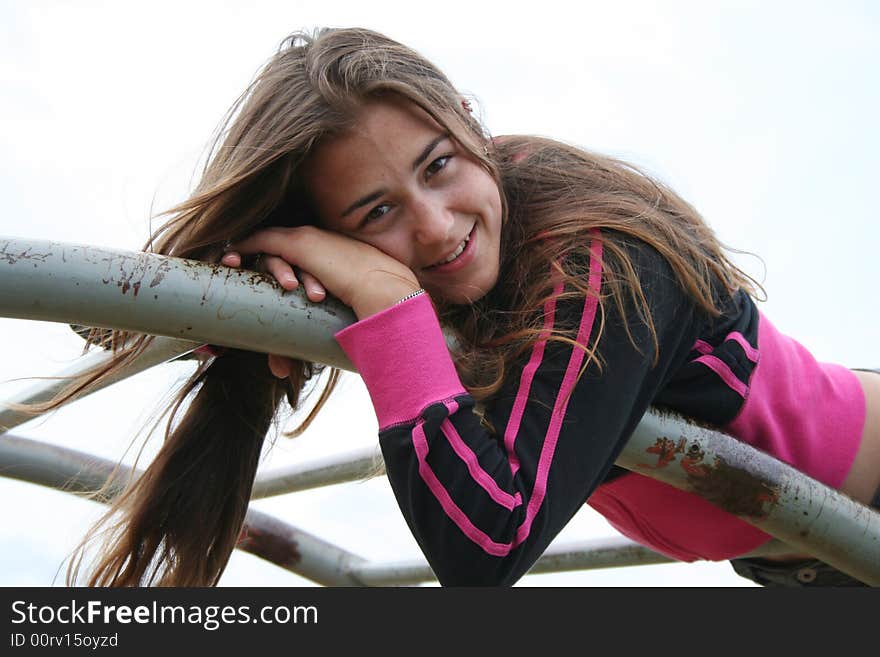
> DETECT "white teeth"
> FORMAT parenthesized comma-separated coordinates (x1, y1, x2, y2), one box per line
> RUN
(434, 233, 470, 266)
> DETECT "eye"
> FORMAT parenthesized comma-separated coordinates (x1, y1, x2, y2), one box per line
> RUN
(363, 203, 392, 225)
(425, 155, 452, 179)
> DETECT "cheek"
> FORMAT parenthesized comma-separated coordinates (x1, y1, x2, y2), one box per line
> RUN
(482, 184, 503, 238)
(359, 232, 414, 265)
(476, 173, 502, 224)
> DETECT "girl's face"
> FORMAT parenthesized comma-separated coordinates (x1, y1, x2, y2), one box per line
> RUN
(304, 99, 503, 305)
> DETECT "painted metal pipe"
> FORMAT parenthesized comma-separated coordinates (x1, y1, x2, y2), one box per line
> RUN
(0, 237, 356, 371)
(0, 433, 132, 500)
(349, 538, 675, 586)
(252, 446, 384, 499)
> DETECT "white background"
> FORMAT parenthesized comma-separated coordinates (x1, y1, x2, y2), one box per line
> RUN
(1, 0, 877, 586)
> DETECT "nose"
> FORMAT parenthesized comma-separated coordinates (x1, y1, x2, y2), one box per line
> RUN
(410, 197, 454, 246)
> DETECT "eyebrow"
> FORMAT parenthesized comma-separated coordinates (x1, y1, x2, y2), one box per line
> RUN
(412, 133, 449, 172)
(339, 133, 450, 219)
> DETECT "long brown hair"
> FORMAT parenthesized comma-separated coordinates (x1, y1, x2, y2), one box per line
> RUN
(42, 27, 754, 585)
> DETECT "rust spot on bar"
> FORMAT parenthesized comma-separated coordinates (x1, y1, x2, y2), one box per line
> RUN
(638, 436, 686, 469)
(681, 443, 780, 518)
(149, 260, 172, 287)
(0, 244, 52, 266)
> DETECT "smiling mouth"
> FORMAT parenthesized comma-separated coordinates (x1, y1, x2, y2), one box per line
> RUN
(427, 226, 474, 269)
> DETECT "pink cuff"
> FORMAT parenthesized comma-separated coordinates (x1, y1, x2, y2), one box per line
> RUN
(335, 293, 467, 430)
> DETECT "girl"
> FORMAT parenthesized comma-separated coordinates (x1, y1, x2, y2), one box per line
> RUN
(63, 27, 879, 586)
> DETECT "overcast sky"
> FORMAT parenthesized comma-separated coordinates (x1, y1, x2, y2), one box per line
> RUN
(1, 0, 878, 587)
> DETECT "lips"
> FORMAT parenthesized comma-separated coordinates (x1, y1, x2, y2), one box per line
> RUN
(426, 225, 475, 269)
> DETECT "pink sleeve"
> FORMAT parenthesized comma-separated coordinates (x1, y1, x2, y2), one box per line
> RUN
(334, 293, 467, 430)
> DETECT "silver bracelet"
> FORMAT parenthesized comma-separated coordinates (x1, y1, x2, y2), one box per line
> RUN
(396, 288, 426, 305)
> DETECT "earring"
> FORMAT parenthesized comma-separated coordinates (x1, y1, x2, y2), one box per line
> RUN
(461, 98, 473, 113)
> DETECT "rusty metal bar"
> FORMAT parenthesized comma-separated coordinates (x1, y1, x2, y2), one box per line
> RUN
(240, 508, 370, 586)
(618, 411, 880, 585)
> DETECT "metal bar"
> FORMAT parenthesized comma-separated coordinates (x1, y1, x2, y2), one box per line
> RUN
(0, 433, 369, 586)
(0, 336, 200, 434)
(0, 433, 132, 500)
(239, 508, 370, 587)
(251, 445, 384, 499)
(619, 410, 880, 585)
(0, 426, 383, 504)
(349, 537, 795, 586)
(0, 237, 356, 371)
(351, 539, 678, 586)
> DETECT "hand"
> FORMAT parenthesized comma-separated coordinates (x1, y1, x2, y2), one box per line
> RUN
(221, 225, 420, 319)
(223, 225, 418, 380)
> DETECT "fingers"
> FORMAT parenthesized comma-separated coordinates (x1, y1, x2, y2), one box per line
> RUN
(263, 255, 299, 291)
(220, 251, 242, 268)
(267, 353, 293, 379)
(299, 270, 326, 302)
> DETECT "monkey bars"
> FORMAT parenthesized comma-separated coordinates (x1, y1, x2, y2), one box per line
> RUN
(1, 236, 878, 585)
